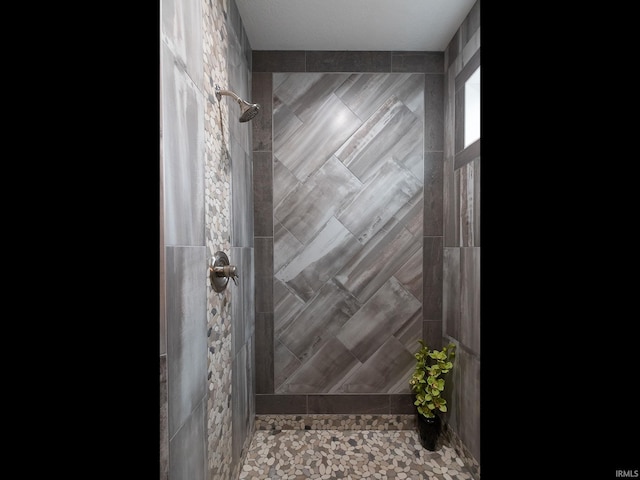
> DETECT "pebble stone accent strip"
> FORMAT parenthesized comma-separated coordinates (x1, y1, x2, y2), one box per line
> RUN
(203, 0, 234, 477)
(239, 429, 478, 479)
(255, 415, 416, 431)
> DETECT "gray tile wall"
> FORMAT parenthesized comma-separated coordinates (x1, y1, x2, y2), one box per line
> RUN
(166, 246, 208, 478)
(442, 0, 481, 468)
(161, 0, 257, 478)
(252, 51, 445, 414)
(161, 0, 207, 476)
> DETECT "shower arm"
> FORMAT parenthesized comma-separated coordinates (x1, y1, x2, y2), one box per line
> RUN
(214, 84, 260, 122)
(215, 86, 245, 105)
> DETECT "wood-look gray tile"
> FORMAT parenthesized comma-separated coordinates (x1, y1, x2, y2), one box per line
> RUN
(230, 143, 253, 247)
(274, 73, 351, 123)
(335, 73, 423, 122)
(276, 280, 361, 363)
(231, 246, 254, 354)
(336, 277, 421, 363)
(161, 0, 203, 89)
(262, 71, 431, 402)
(393, 132, 424, 182)
(169, 399, 205, 480)
(274, 338, 302, 390)
(460, 247, 480, 356)
(161, 44, 205, 247)
(339, 337, 415, 393)
(274, 156, 362, 245)
(443, 155, 457, 247)
(280, 338, 362, 393)
(232, 341, 251, 462)
(460, 161, 476, 247)
(273, 278, 305, 334)
(273, 221, 304, 275)
(393, 190, 423, 237)
(474, 158, 480, 246)
(394, 309, 422, 351)
(272, 101, 303, 156)
(394, 247, 423, 302)
(334, 221, 421, 304)
(275, 216, 361, 302)
(443, 247, 460, 336)
(166, 246, 207, 437)
(274, 93, 362, 182)
(337, 159, 422, 245)
(459, 349, 480, 462)
(335, 95, 423, 184)
(273, 157, 300, 213)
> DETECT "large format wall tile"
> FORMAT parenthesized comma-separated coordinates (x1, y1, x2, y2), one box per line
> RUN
(336, 277, 421, 363)
(169, 399, 205, 480)
(275, 216, 361, 302)
(161, 0, 203, 88)
(276, 280, 360, 363)
(166, 246, 207, 438)
(273, 73, 424, 395)
(162, 43, 205, 247)
(230, 139, 254, 247)
(275, 156, 362, 245)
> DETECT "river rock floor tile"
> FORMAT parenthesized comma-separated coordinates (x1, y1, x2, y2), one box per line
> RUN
(239, 429, 477, 479)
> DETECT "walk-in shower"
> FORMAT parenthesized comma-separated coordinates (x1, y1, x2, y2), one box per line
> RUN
(215, 84, 261, 122)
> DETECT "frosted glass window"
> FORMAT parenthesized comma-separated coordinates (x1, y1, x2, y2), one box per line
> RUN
(464, 66, 480, 148)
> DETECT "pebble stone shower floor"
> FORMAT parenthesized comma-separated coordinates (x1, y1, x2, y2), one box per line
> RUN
(239, 428, 478, 480)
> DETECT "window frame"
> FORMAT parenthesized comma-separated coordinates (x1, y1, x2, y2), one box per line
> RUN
(454, 49, 481, 170)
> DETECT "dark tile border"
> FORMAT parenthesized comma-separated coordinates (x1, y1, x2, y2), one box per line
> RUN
(255, 414, 417, 431)
(252, 50, 445, 414)
(256, 394, 416, 414)
(253, 50, 444, 73)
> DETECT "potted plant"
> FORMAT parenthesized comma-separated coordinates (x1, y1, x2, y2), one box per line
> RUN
(409, 340, 456, 451)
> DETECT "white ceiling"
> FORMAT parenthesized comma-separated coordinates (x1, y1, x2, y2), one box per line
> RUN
(235, 0, 477, 52)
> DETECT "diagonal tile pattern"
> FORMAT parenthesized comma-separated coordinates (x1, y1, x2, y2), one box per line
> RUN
(273, 73, 424, 395)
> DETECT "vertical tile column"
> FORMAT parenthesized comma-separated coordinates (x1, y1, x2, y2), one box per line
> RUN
(442, 1, 481, 476)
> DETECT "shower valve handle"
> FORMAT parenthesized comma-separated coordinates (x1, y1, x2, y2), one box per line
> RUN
(209, 251, 239, 291)
(213, 264, 239, 284)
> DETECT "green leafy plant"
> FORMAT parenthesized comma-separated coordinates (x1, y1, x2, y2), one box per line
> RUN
(409, 340, 456, 419)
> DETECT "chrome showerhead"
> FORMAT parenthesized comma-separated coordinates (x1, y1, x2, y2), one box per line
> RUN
(239, 100, 260, 122)
(215, 84, 261, 123)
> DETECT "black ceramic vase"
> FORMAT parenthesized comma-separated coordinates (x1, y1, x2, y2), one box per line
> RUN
(417, 413, 441, 451)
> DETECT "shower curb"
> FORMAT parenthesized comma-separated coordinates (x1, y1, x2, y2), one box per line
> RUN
(255, 414, 417, 431)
